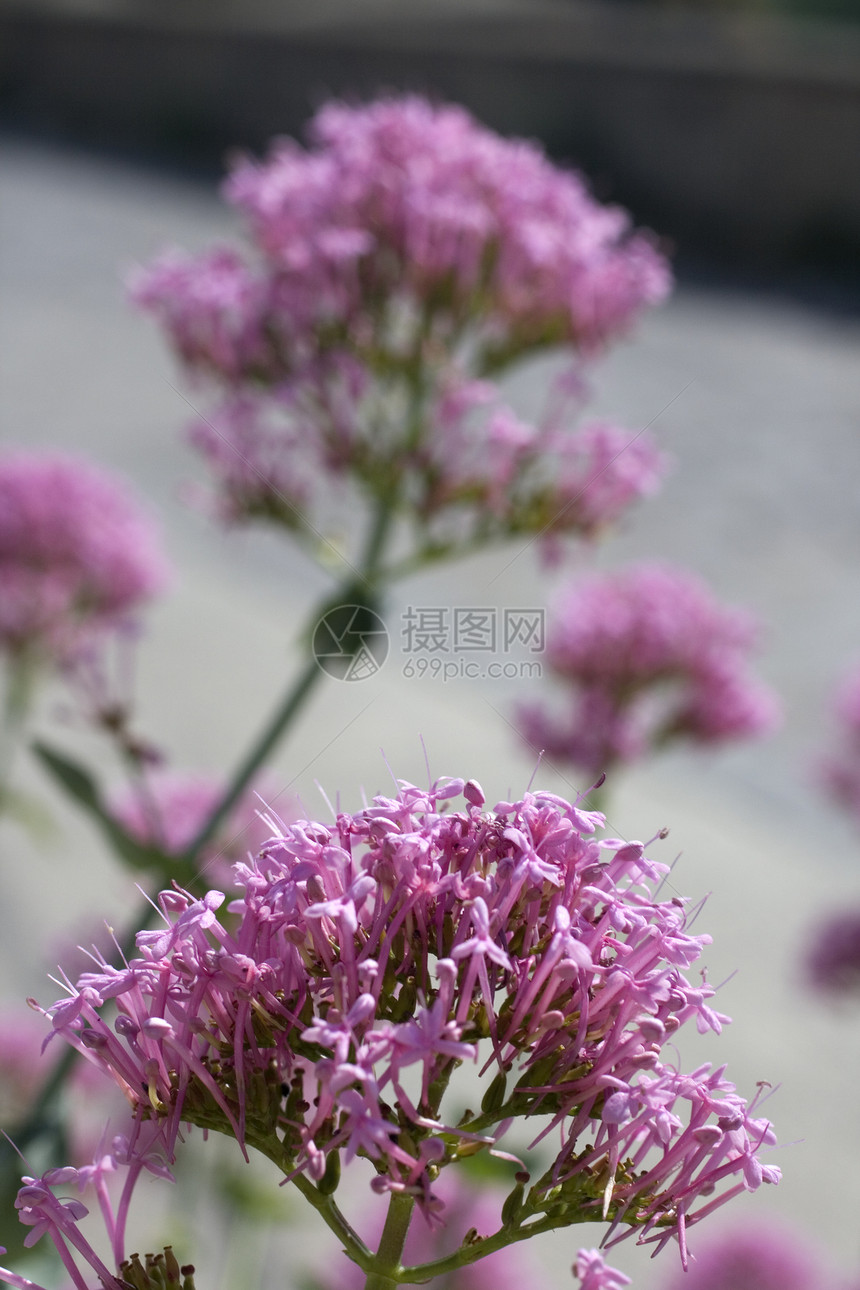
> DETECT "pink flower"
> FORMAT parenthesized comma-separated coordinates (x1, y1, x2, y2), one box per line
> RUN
(0, 1011, 125, 1167)
(662, 1222, 820, 1290)
(804, 908, 860, 997)
(37, 772, 778, 1268)
(574, 1249, 631, 1290)
(518, 562, 779, 776)
(132, 96, 670, 551)
(0, 453, 169, 668)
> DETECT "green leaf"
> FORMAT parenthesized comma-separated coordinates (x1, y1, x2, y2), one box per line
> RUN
(0, 783, 56, 840)
(32, 740, 171, 874)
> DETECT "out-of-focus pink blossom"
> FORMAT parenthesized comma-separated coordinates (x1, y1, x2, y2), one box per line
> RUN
(663, 1223, 820, 1290)
(132, 96, 670, 552)
(109, 770, 289, 887)
(0, 453, 169, 669)
(574, 1249, 631, 1290)
(518, 562, 779, 777)
(0, 1012, 126, 1167)
(820, 665, 860, 826)
(804, 908, 860, 998)
(142, 94, 669, 376)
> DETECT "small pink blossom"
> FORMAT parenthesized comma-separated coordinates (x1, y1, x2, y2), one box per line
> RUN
(804, 908, 860, 997)
(820, 664, 860, 826)
(0, 452, 169, 668)
(574, 1249, 631, 1290)
(518, 562, 779, 776)
(132, 96, 670, 551)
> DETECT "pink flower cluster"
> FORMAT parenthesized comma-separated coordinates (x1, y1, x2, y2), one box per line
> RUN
(36, 773, 778, 1279)
(132, 96, 669, 547)
(136, 96, 669, 381)
(0, 1123, 183, 1290)
(419, 380, 665, 545)
(519, 563, 779, 776)
(0, 453, 169, 669)
(575, 1249, 631, 1290)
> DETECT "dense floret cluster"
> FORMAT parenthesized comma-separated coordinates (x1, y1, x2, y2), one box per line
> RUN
(38, 775, 778, 1279)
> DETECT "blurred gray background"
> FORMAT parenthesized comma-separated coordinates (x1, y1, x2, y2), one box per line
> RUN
(1, 1, 860, 1286)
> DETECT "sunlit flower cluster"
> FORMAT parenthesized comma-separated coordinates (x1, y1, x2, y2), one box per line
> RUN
(37, 773, 778, 1284)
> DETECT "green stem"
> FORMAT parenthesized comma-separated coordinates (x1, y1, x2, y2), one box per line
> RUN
(363, 1190, 416, 1290)
(402, 1210, 582, 1284)
(183, 487, 399, 861)
(290, 1173, 373, 1272)
(182, 650, 323, 858)
(0, 652, 38, 810)
(244, 1129, 371, 1272)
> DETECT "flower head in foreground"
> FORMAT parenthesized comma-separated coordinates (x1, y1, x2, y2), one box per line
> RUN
(518, 562, 779, 777)
(37, 772, 778, 1279)
(0, 452, 169, 669)
(132, 96, 669, 554)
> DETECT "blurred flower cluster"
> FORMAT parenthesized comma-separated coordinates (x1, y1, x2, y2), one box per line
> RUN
(110, 770, 289, 890)
(0, 453, 168, 673)
(132, 96, 669, 556)
(518, 562, 779, 778)
(804, 664, 860, 999)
